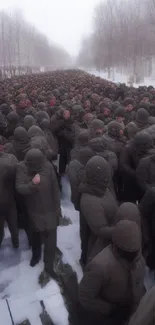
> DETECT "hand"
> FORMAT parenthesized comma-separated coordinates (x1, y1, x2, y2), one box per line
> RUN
(32, 174, 40, 185)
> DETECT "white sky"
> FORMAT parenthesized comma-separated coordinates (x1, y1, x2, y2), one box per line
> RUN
(0, 0, 100, 56)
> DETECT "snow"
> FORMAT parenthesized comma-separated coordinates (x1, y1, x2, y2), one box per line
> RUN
(0, 175, 82, 325)
(86, 68, 155, 88)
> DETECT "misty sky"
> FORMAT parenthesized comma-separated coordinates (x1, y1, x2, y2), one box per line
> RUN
(0, 0, 100, 56)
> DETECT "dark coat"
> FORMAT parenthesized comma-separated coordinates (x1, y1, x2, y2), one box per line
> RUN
(16, 150, 61, 232)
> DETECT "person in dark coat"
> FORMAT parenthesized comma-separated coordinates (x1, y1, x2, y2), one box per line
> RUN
(126, 108, 149, 140)
(103, 121, 126, 158)
(5, 111, 19, 139)
(88, 119, 105, 139)
(70, 130, 89, 160)
(120, 132, 153, 202)
(79, 220, 145, 325)
(16, 149, 61, 280)
(11, 126, 30, 161)
(0, 150, 18, 248)
(136, 152, 155, 195)
(79, 156, 118, 263)
(51, 108, 75, 175)
(40, 118, 58, 158)
(0, 111, 7, 136)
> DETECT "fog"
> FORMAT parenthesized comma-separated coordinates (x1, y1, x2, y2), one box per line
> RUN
(0, 0, 99, 56)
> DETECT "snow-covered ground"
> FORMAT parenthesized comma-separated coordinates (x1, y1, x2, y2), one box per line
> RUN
(0, 176, 82, 325)
(86, 68, 155, 88)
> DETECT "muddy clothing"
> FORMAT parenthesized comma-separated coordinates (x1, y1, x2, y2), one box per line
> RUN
(0, 152, 18, 247)
(128, 285, 155, 325)
(16, 149, 61, 275)
(12, 126, 29, 161)
(80, 156, 118, 262)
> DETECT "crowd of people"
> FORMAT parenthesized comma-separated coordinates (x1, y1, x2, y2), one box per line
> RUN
(0, 69, 155, 324)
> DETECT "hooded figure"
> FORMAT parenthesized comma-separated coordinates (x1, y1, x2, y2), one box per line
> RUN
(120, 132, 153, 202)
(79, 156, 118, 263)
(116, 202, 141, 229)
(79, 220, 145, 325)
(28, 125, 44, 138)
(12, 126, 30, 161)
(0, 111, 7, 136)
(71, 130, 89, 160)
(103, 121, 126, 158)
(6, 111, 19, 139)
(126, 108, 149, 140)
(136, 153, 155, 194)
(16, 149, 61, 279)
(37, 111, 50, 126)
(89, 119, 105, 139)
(40, 119, 58, 158)
(24, 115, 36, 131)
(0, 151, 18, 248)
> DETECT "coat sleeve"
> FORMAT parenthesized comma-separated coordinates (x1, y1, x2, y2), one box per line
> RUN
(80, 195, 113, 239)
(136, 159, 149, 192)
(16, 164, 38, 195)
(79, 262, 113, 315)
(120, 146, 136, 178)
(50, 164, 61, 221)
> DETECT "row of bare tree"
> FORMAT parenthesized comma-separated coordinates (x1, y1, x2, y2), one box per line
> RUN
(0, 9, 71, 78)
(77, 0, 155, 79)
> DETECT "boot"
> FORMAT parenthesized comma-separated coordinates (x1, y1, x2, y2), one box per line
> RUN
(30, 256, 40, 267)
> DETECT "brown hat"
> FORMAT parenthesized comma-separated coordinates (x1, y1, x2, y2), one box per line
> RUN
(112, 220, 141, 252)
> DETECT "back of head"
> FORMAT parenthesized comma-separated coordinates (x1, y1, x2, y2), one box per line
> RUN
(112, 220, 141, 253)
(77, 130, 89, 146)
(78, 147, 94, 166)
(28, 125, 44, 138)
(89, 119, 105, 138)
(7, 111, 19, 124)
(14, 126, 28, 142)
(136, 108, 149, 125)
(133, 131, 153, 151)
(24, 115, 35, 130)
(25, 148, 45, 174)
(116, 202, 141, 227)
(89, 137, 106, 152)
(40, 118, 51, 131)
(85, 155, 110, 190)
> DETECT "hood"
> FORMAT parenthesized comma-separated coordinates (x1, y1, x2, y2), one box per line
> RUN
(116, 203, 141, 228)
(24, 115, 35, 130)
(108, 120, 123, 138)
(40, 119, 51, 131)
(0, 103, 11, 116)
(78, 147, 94, 166)
(82, 156, 110, 196)
(133, 131, 153, 154)
(112, 220, 141, 252)
(136, 108, 149, 125)
(0, 112, 7, 131)
(37, 111, 49, 125)
(25, 148, 46, 175)
(28, 126, 44, 139)
(77, 130, 89, 146)
(14, 126, 28, 143)
(89, 137, 107, 153)
(7, 111, 19, 124)
(30, 136, 49, 156)
(89, 119, 105, 139)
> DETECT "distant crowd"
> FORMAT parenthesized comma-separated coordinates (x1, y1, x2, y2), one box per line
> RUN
(0, 70, 155, 324)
